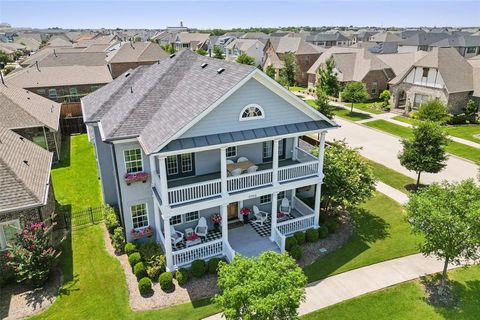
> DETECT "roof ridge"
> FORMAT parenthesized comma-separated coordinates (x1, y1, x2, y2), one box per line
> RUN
(0, 90, 46, 128)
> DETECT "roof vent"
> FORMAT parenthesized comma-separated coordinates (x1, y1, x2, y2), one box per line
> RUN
(23, 160, 29, 166)
(169, 54, 176, 58)
(125, 72, 130, 77)
(217, 68, 225, 74)
(201, 63, 208, 68)
(19, 136, 25, 142)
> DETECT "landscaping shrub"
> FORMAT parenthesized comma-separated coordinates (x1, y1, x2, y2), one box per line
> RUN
(128, 252, 141, 267)
(124, 242, 137, 255)
(104, 206, 120, 234)
(285, 236, 298, 251)
(146, 255, 166, 280)
(306, 228, 319, 242)
(293, 231, 306, 245)
(289, 245, 303, 261)
(176, 268, 189, 285)
(207, 258, 222, 274)
(159, 271, 174, 291)
(133, 262, 147, 280)
(138, 241, 163, 261)
(191, 259, 206, 278)
(0, 253, 14, 286)
(138, 277, 152, 295)
(325, 220, 339, 234)
(318, 225, 329, 239)
(111, 227, 125, 252)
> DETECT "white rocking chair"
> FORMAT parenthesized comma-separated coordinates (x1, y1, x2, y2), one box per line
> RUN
(252, 205, 268, 226)
(170, 226, 184, 248)
(195, 217, 208, 239)
(279, 198, 292, 216)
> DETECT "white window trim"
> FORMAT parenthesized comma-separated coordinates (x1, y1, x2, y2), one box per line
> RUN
(130, 203, 149, 230)
(260, 194, 272, 204)
(124, 148, 143, 174)
(170, 214, 183, 226)
(226, 146, 237, 158)
(239, 104, 265, 121)
(0, 219, 21, 251)
(184, 211, 200, 223)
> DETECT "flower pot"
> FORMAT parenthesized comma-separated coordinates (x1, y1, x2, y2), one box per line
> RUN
(243, 214, 249, 224)
(214, 223, 220, 232)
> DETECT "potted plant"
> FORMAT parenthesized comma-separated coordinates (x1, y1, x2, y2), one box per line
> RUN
(210, 213, 222, 232)
(130, 226, 153, 240)
(240, 207, 251, 224)
(124, 172, 150, 185)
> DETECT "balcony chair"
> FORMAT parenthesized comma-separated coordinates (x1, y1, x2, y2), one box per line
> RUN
(252, 205, 268, 226)
(237, 156, 249, 163)
(195, 217, 209, 239)
(279, 198, 292, 216)
(231, 168, 243, 176)
(247, 165, 258, 173)
(226, 159, 234, 164)
(170, 226, 184, 248)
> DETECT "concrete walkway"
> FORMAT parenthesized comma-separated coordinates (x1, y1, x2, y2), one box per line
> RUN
(375, 181, 409, 205)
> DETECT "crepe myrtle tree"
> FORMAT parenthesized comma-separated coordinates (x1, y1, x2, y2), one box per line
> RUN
(214, 251, 307, 320)
(314, 88, 334, 119)
(280, 52, 296, 88)
(406, 179, 480, 282)
(236, 53, 255, 66)
(398, 121, 448, 187)
(341, 81, 369, 112)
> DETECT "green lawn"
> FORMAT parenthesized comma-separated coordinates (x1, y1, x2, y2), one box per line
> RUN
(306, 99, 371, 122)
(289, 86, 307, 92)
(364, 120, 480, 163)
(304, 192, 422, 282)
(303, 264, 480, 320)
(349, 102, 384, 115)
(363, 158, 415, 193)
(392, 115, 419, 126)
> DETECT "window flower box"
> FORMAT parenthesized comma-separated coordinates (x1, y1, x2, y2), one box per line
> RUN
(124, 172, 149, 185)
(130, 226, 153, 240)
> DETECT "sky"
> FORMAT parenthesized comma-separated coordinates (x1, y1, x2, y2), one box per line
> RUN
(0, 0, 479, 29)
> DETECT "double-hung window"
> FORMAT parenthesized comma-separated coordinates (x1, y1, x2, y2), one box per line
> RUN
(260, 194, 272, 204)
(181, 153, 193, 173)
(167, 155, 178, 175)
(48, 88, 57, 100)
(184, 211, 199, 223)
(0, 220, 21, 250)
(226, 146, 237, 158)
(166, 153, 195, 179)
(170, 215, 182, 226)
(124, 149, 143, 173)
(131, 204, 148, 229)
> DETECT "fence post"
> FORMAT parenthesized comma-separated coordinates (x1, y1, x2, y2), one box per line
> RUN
(89, 207, 94, 224)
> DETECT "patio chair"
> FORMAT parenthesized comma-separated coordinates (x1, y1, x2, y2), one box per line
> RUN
(170, 226, 184, 248)
(231, 168, 243, 176)
(279, 198, 291, 216)
(195, 217, 209, 238)
(226, 159, 234, 164)
(252, 205, 268, 226)
(247, 165, 258, 173)
(237, 156, 249, 163)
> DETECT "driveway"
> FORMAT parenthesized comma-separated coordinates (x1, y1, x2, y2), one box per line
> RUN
(328, 118, 478, 184)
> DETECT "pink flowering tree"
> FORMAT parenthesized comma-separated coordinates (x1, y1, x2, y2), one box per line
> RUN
(7, 220, 61, 287)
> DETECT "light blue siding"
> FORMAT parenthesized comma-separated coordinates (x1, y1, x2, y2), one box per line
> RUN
(180, 78, 313, 139)
(92, 126, 118, 206)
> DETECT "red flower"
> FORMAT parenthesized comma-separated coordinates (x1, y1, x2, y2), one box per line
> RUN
(240, 208, 251, 216)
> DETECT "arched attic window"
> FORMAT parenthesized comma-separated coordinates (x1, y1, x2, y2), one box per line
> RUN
(239, 104, 265, 121)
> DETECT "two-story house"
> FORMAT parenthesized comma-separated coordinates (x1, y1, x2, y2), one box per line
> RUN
(82, 50, 337, 271)
(225, 39, 265, 66)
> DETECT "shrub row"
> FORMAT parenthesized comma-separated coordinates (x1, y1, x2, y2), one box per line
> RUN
(286, 222, 339, 261)
(104, 206, 125, 253)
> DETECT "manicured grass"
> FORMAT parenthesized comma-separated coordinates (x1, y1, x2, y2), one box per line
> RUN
(445, 125, 480, 144)
(305, 99, 372, 122)
(349, 102, 384, 115)
(289, 86, 307, 92)
(304, 192, 422, 282)
(364, 120, 480, 163)
(363, 158, 415, 193)
(302, 264, 480, 320)
(392, 115, 419, 125)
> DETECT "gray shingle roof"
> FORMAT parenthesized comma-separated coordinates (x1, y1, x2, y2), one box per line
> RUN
(82, 49, 256, 154)
(35, 51, 107, 67)
(106, 42, 169, 63)
(0, 127, 52, 213)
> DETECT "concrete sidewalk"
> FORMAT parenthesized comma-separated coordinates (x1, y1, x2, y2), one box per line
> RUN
(375, 181, 409, 205)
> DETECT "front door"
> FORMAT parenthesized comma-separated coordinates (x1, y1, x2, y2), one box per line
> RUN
(227, 202, 238, 221)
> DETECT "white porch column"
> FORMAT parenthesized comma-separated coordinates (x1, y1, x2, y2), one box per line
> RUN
(314, 131, 326, 228)
(292, 136, 299, 160)
(270, 191, 278, 241)
(153, 199, 162, 243)
(158, 157, 169, 206)
(149, 155, 156, 186)
(313, 182, 322, 228)
(272, 139, 279, 185)
(163, 214, 174, 271)
(220, 147, 228, 196)
(221, 204, 228, 251)
(318, 131, 326, 175)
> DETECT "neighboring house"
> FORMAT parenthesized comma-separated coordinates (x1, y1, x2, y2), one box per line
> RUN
(240, 32, 269, 41)
(430, 35, 480, 58)
(369, 31, 403, 43)
(0, 85, 62, 161)
(47, 36, 73, 48)
(82, 50, 337, 271)
(106, 41, 169, 78)
(353, 30, 378, 43)
(305, 31, 350, 48)
(173, 32, 210, 51)
(307, 47, 395, 98)
(467, 56, 480, 105)
(263, 37, 324, 85)
(33, 51, 108, 68)
(19, 47, 85, 67)
(0, 126, 56, 251)
(13, 37, 41, 52)
(389, 47, 474, 113)
(397, 32, 450, 52)
(225, 39, 265, 66)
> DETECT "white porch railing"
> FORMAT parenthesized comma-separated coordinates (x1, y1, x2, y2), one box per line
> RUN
(172, 239, 223, 267)
(224, 241, 236, 262)
(277, 214, 315, 236)
(227, 169, 273, 193)
(273, 227, 286, 253)
(292, 196, 315, 216)
(168, 179, 222, 206)
(278, 162, 318, 182)
(295, 146, 318, 163)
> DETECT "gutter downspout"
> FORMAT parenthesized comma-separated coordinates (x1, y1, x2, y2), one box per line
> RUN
(108, 142, 126, 239)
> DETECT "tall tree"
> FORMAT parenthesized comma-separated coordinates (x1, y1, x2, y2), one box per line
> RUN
(160, 43, 175, 54)
(0, 50, 10, 65)
(236, 53, 255, 65)
(398, 122, 448, 187)
(265, 64, 276, 79)
(317, 57, 339, 97)
(464, 99, 479, 123)
(196, 48, 208, 56)
(416, 99, 451, 124)
(314, 88, 335, 119)
(214, 252, 307, 320)
(213, 45, 224, 59)
(406, 179, 480, 281)
(341, 81, 369, 112)
(280, 52, 296, 88)
(379, 89, 391, 110)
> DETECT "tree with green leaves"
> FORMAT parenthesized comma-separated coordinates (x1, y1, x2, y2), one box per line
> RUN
(265, 64, 276, 79)
(236, 53, 255, 65)
(213, 45, 224, 59)
(161, 43, 175, 54)
(398, 121, 448, 187)
(406, 179, 480, 282)
(280, 52, 296, 88)
(311, 140, 376, 212)
(214, 252, 306, 320)
(379, 89, 391, 109)
(0, 50, 10, 65)
(416, 99, 451, 124)
(196, 48, 208, 56)
(464, 99, 479, 123)
(317, 57, 339, 97)
(341, 81, 369, 112)
(314, 88, 334, 119)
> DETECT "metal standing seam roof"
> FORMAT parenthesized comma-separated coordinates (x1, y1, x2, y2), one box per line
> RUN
(160, 120, 335, 153)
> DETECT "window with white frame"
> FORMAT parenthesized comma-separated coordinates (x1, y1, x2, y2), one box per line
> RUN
(260, 194, 272, 204)
(240, 104, 264, 121)
(184, 211, 199, 223)
(466, 47, 476, 54)
(48, 88, 57, 100)
(263, 141, 272, 159)
(0, 220, 21, 250)
(278, 191, 286, 200)
(131, 204, 148, 229)
(170, 215, 182, 226)
(226, 146, 237, 158)
(371, 81, 377, 94)
(181, 153, 193, 173)
(124, 148, 143, 173)
(166, 155, 178, 175)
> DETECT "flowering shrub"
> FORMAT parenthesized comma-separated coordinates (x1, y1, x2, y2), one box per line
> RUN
(240, 207, 251, 216)
(6, 221, 61, 287)
(210, 213, 222, 224)
(130, 226, 153, 239)
(124, 172, 149, 185)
